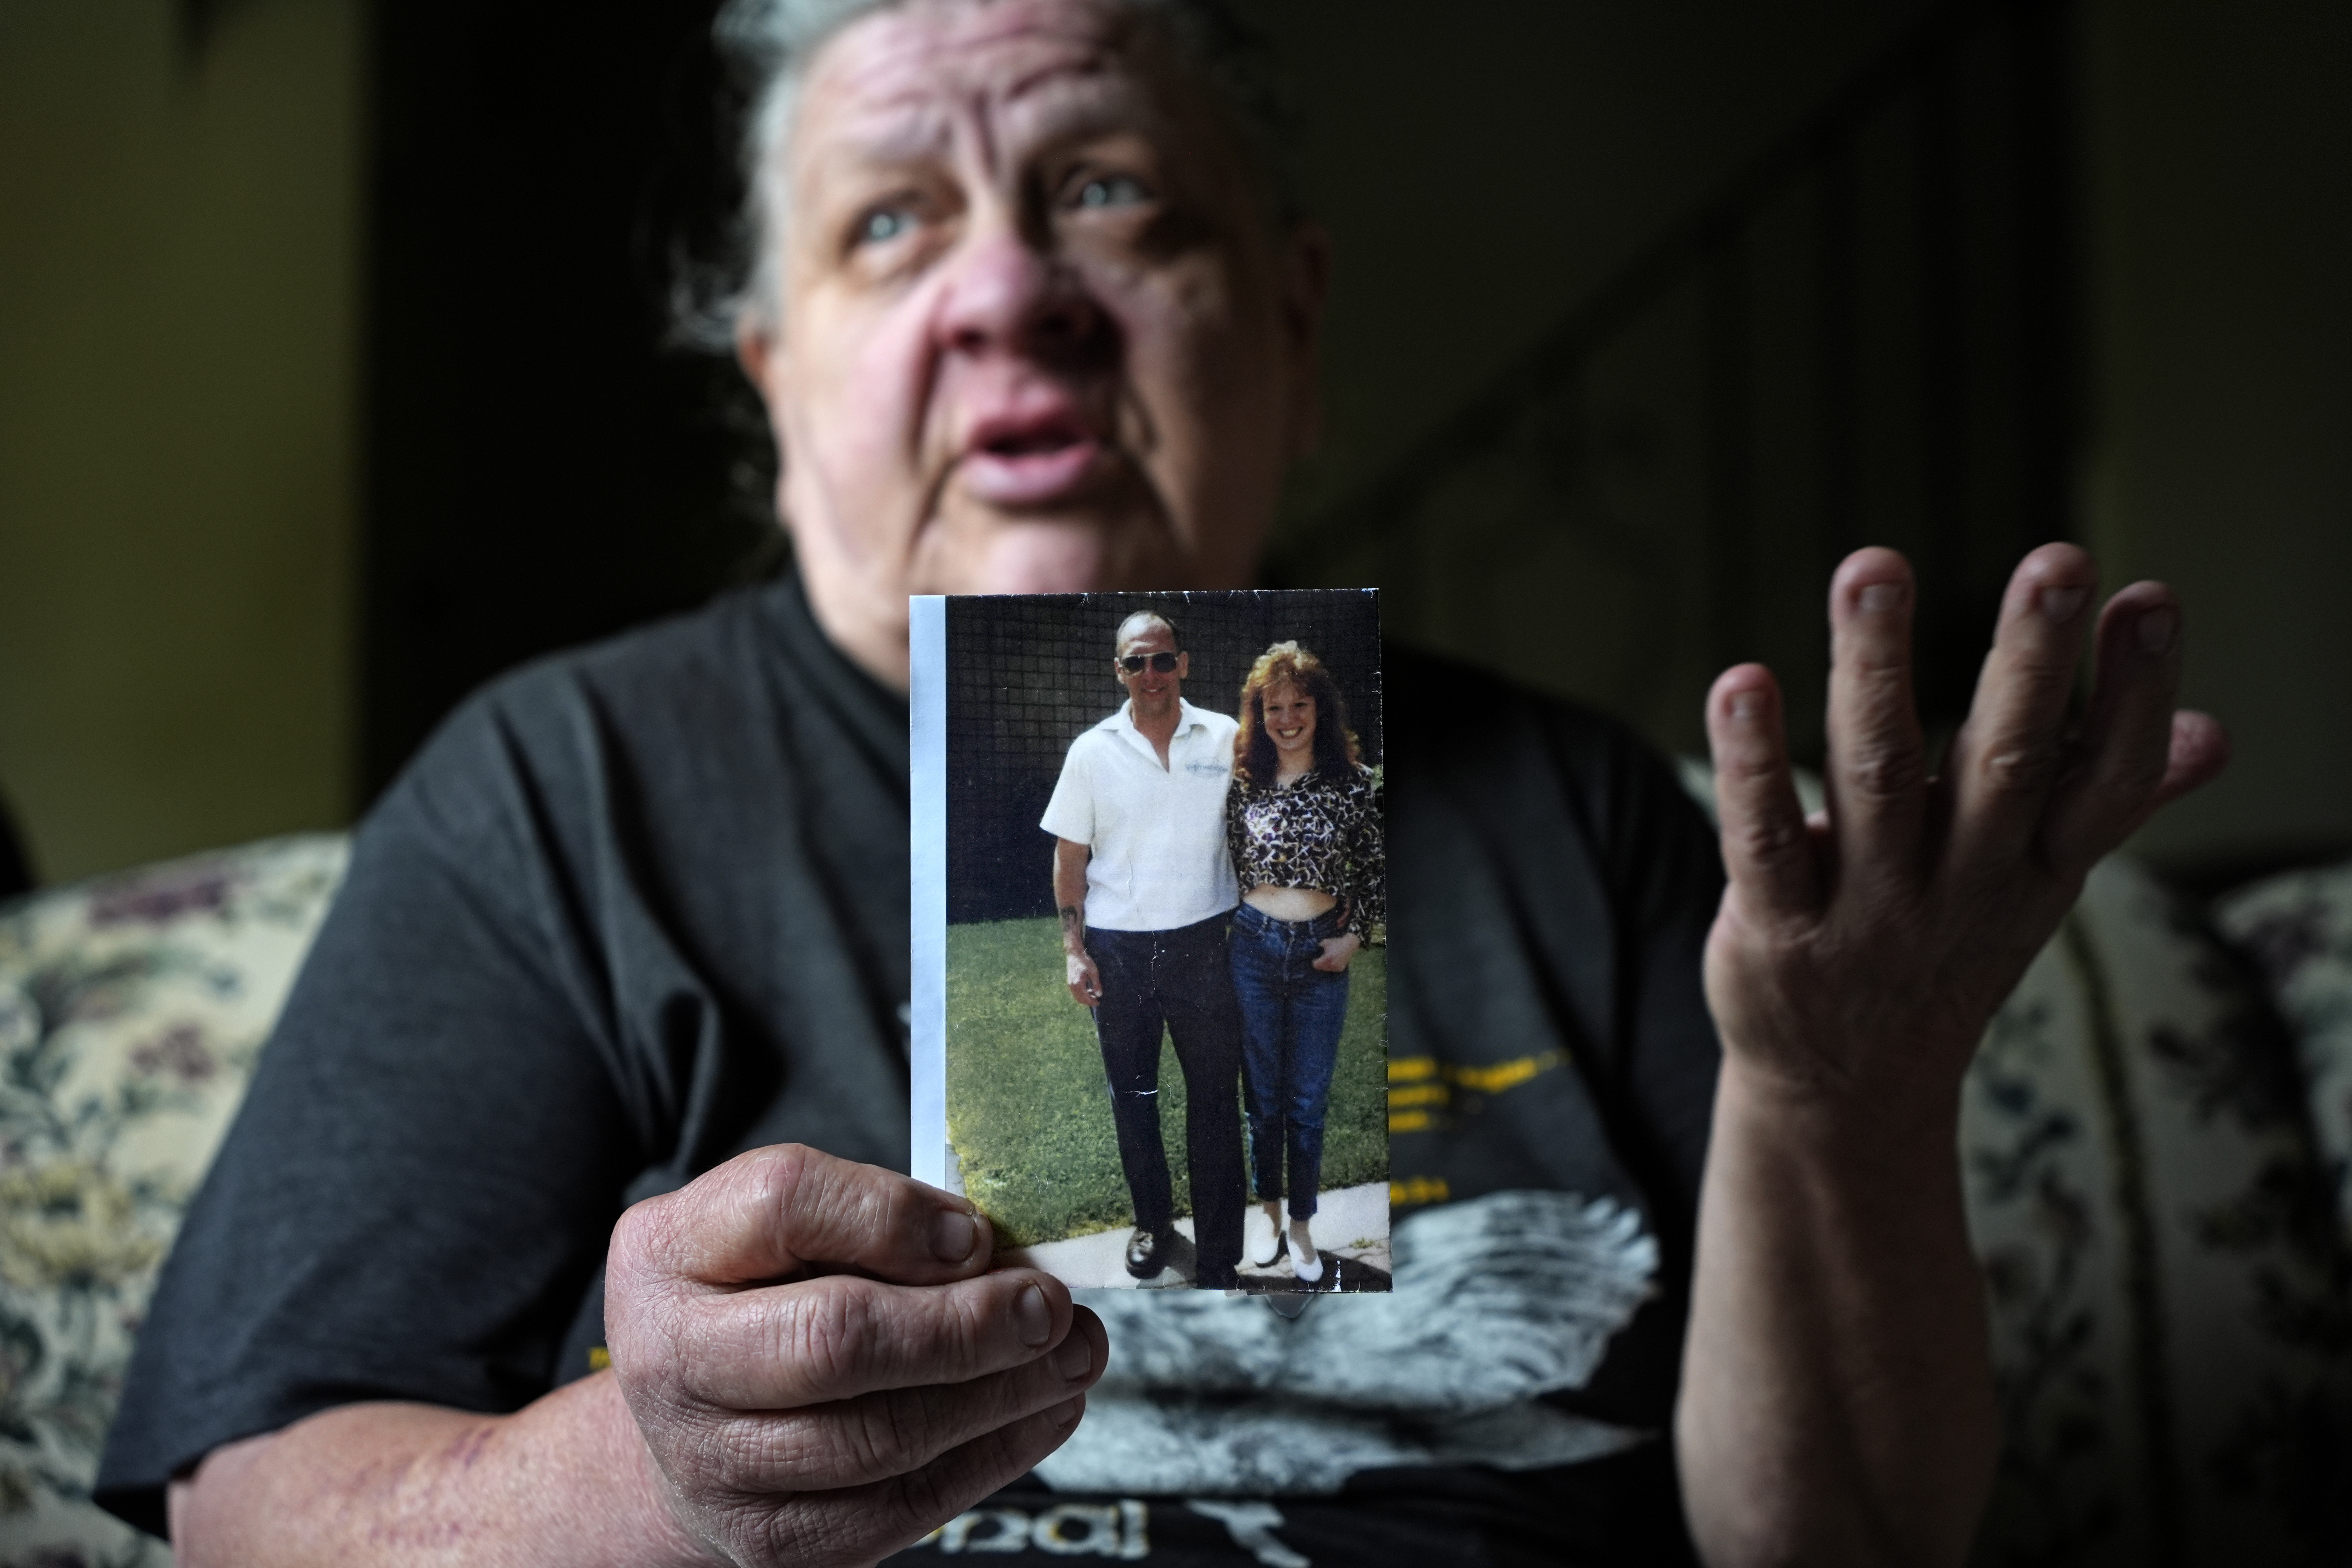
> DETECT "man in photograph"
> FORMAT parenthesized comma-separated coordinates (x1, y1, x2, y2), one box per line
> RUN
(1040, 609, 1245, 1289)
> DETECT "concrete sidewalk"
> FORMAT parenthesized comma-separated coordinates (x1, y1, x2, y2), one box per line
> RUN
(999, 1180, 1391, 1291)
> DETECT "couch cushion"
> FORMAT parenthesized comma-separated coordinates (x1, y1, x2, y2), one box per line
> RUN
(0, 835, 347, 1564)
(1963, 858, 2352, 1567)
(2213, 858, 2352, 1249)
(1671, 764, 2351, 1564)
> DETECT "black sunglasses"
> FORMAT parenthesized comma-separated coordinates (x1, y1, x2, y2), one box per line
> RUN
(1118, 652, 1181, 674)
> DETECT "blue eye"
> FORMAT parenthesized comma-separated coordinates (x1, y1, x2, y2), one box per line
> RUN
(859, 207, 912, 244)
(1075, 174, 1147, 209)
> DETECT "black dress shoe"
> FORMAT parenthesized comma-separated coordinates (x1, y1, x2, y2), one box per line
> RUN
(1125, 1228, 1166, 1278)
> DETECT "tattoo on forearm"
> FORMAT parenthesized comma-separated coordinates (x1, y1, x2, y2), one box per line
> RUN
(1059, 904, 1085, 951)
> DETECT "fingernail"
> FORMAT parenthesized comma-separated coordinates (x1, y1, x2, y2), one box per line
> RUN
(1729, 690, 1762, 722)
(1858, 582, 1903, 615)
(2039, 585, 2089, 623)
(931, 1207, 978, 1264)
(1014, 1285, 1053, 1347)
(2137, 606, 2178, 654)
(1053, 1332, 1093, 1380)
(1054, 1396, 1084, 1428)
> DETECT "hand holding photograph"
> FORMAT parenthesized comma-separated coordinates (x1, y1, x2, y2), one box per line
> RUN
(911, 589, 1388, 1292)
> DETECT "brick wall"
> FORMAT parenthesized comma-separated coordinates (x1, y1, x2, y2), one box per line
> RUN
(945, 590, 1381, 923)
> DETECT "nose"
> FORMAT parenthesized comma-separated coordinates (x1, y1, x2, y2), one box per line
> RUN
(934, 223, 1105, 365)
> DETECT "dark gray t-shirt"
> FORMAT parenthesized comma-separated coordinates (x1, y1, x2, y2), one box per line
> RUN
(97, 574, 1722, 1563)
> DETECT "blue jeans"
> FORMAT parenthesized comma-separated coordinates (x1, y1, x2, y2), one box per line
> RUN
(1229, 902, 1351, 1221)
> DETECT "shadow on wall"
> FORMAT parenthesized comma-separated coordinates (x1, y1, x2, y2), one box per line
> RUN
(1272, 0, 2077, 767)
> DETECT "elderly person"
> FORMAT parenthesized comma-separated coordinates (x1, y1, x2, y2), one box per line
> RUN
(96, 1, 2225, 1565)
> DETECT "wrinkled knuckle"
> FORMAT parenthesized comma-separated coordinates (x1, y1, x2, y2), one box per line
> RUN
(1719, 746, 1782, 789)
(752, 1142, 818, 1216)
(609, 1193, 684, 1283)
(1846, 746, 1923, 801)
(732, 1406, 866, 1497)
(605, 1271, 692, 1390)
(788, 1283, 880, 1393)
(946, 1283, 999, 1367)
(1734, 812, 1806, 867)
(652, 1406, 759, 1503)
(1980, 744, 2060, 797)
(1848, 647, 1910, 686)
(2004, 640, 2078, 682)
(846, 1388, 930, 1480)
(703, 1410, 780, 1485)
(882, 1454, 963, 1544)
(737, 1411, 819, 1489)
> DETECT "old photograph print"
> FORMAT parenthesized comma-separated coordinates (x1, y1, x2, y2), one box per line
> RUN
(911, 589, 1388, 1292)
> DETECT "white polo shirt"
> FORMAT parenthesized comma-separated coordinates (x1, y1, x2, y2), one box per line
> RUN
(1038, 697, 1240, 933)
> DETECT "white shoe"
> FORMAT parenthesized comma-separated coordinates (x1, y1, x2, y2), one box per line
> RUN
(1289, 1222, 1322, 1284)
(1245, 1206, 1283, 1268)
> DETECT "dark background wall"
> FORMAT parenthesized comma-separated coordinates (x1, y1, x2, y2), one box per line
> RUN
(1272, 0, 2080, 764)
(360, 0, 772, 798)
(2078, 0, 2352, 877)
(944, 590, 1381, 923)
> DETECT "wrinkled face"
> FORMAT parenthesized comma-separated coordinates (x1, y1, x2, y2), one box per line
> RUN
(1261, 678, 1316, 761)
(1113, 617, 1185, 718)
(743, 0, 1327, 686)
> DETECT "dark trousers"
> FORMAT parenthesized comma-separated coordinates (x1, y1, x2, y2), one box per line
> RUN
(1086, 915, 1245, 1283)
(1230, 902, 1352, 1220)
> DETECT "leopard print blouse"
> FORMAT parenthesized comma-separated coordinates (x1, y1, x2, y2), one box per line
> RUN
(1225, 762, 1384, 940)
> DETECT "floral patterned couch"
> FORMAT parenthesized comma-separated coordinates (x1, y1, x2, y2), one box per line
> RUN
(0, 837, 347, 1568)
(0, 832, 2347, 1567)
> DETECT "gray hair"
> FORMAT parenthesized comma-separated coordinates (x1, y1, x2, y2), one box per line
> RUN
(681, 0, 1299, 350)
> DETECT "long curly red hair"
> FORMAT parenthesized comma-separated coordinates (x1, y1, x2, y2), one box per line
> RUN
(1234, 642, 1359, 786)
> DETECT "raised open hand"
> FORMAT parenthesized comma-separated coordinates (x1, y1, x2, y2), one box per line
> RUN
(605, 1145, 1105, 1566)
(1677, 544, 2229, 1567)
(1701, 543, 2229, 1105)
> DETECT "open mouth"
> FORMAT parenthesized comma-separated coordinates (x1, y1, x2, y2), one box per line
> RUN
(961, 411, 1107, 506)
(979, 418, 1087, 458)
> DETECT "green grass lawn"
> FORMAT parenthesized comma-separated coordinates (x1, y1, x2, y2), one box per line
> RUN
(946, 917, 1388, 1248)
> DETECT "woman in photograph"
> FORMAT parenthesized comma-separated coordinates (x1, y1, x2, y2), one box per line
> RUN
(1227, 641, 1383, 1284)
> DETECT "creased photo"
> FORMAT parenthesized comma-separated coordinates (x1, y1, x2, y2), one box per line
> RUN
(912, 589, 1387, 1292)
